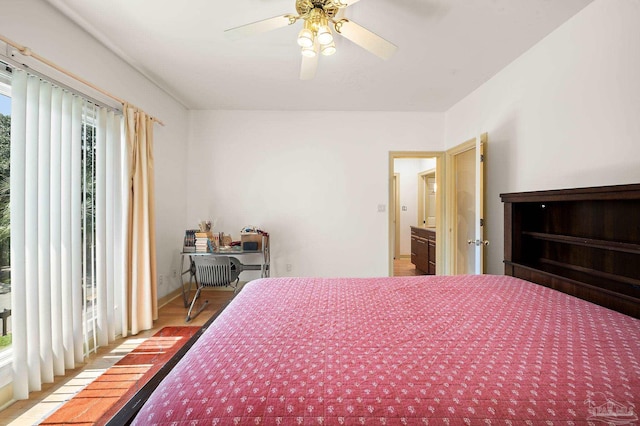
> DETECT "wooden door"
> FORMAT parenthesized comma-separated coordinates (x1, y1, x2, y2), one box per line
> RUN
(447, 134, 487, 274)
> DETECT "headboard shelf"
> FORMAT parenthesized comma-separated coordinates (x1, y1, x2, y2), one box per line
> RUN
(501, 183, 640, 318)
(521, 231, 640, 255)
(538, 258, 640, 289)
(503, 261, 640, 315)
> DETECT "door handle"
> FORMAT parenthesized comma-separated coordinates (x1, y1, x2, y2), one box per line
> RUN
(468, 239, 490, 246)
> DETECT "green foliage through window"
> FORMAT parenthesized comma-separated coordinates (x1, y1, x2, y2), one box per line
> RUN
(0, 333, 11, 347)
(0, 112, 9, 273)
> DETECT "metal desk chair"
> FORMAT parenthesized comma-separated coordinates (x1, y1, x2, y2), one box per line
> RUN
(187, 256, 234, 322)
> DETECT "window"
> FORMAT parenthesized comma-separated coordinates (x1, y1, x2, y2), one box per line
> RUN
(10, 67, 130, 400)
(0, 66, 108, 389)
(81, 112, 98, 353)
(0, 66, 11, 356)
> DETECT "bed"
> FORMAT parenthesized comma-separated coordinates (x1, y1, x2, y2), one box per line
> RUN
(122, 184, 640, 424)
(129, 274, 639, 424)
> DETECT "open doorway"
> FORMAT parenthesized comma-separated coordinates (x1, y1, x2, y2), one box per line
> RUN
(388, 152, 444, 277)
(418, 169, 436, 228)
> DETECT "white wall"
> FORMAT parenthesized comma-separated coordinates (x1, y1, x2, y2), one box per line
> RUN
(394, 158, 435, 255)
(4, 0, 633, 291)
(0, 0, 190, 297)
(188, 111, 444, 278)
(444, 0, 640, 275)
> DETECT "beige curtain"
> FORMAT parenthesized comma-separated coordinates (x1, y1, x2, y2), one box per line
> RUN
(124, 104, 158, 334)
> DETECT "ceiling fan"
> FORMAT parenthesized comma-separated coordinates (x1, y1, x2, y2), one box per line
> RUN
(225, 0, 398, 80)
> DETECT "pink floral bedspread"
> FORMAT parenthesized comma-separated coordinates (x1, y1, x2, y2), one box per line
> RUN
(132, 275, 640, 424)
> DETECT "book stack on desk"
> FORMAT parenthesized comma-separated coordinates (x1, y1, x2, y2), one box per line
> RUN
(183, 229, 197, 252)
(195, 232, 212, 252)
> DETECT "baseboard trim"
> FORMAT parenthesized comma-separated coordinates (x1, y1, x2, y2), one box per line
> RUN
(157, 288, 183, 309)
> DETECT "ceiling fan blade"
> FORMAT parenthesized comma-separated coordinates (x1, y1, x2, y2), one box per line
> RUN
(225, 15, 296, 40)
(300, 50, 319, 80)
(335, 19, 397, 60)
(334, 7, 346, 20)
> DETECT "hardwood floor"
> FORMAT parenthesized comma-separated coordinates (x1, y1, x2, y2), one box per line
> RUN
(393, 257, 426, 276)
(0, 288, 236, 426)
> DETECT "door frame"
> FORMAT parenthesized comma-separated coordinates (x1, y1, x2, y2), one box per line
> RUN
(445, 133, 487, 275)
(393, 173, 400, 259)
(388, 151, 445, 276)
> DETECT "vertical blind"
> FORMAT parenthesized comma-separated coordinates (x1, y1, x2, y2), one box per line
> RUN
(10, 69, 127, 399)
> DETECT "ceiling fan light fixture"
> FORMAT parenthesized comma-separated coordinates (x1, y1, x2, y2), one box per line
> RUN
(301, 45, 317, 58)
(297, 27, 314, 48)
(317, 25, 333, 46)
(321, 41, 336, 56)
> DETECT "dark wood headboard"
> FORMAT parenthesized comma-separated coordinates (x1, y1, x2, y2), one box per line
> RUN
(501, 183, 640, 318)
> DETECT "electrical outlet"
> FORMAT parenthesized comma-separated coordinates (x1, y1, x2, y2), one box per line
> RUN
(172, 269, 178, 279)
(286, 264, 292, 272)
(158, 274, 164, 287)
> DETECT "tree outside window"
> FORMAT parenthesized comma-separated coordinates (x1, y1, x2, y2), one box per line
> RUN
(0, 93, 10, 349)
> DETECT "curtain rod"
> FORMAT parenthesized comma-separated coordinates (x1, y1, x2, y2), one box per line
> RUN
(0, 33, 164, 126)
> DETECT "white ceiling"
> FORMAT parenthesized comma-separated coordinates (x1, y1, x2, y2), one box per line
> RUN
(46, 0, 594, 112)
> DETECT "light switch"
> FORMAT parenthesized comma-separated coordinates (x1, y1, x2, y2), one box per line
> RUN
(377, 204, 386, 212)
(402, 206, 407, 211)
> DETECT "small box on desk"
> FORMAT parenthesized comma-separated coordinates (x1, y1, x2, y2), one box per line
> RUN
(241, 233, 264, 251)
(242, 241, 258, 251)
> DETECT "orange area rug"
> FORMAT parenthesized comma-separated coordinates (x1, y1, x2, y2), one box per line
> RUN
(40, 326, 199, 426)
